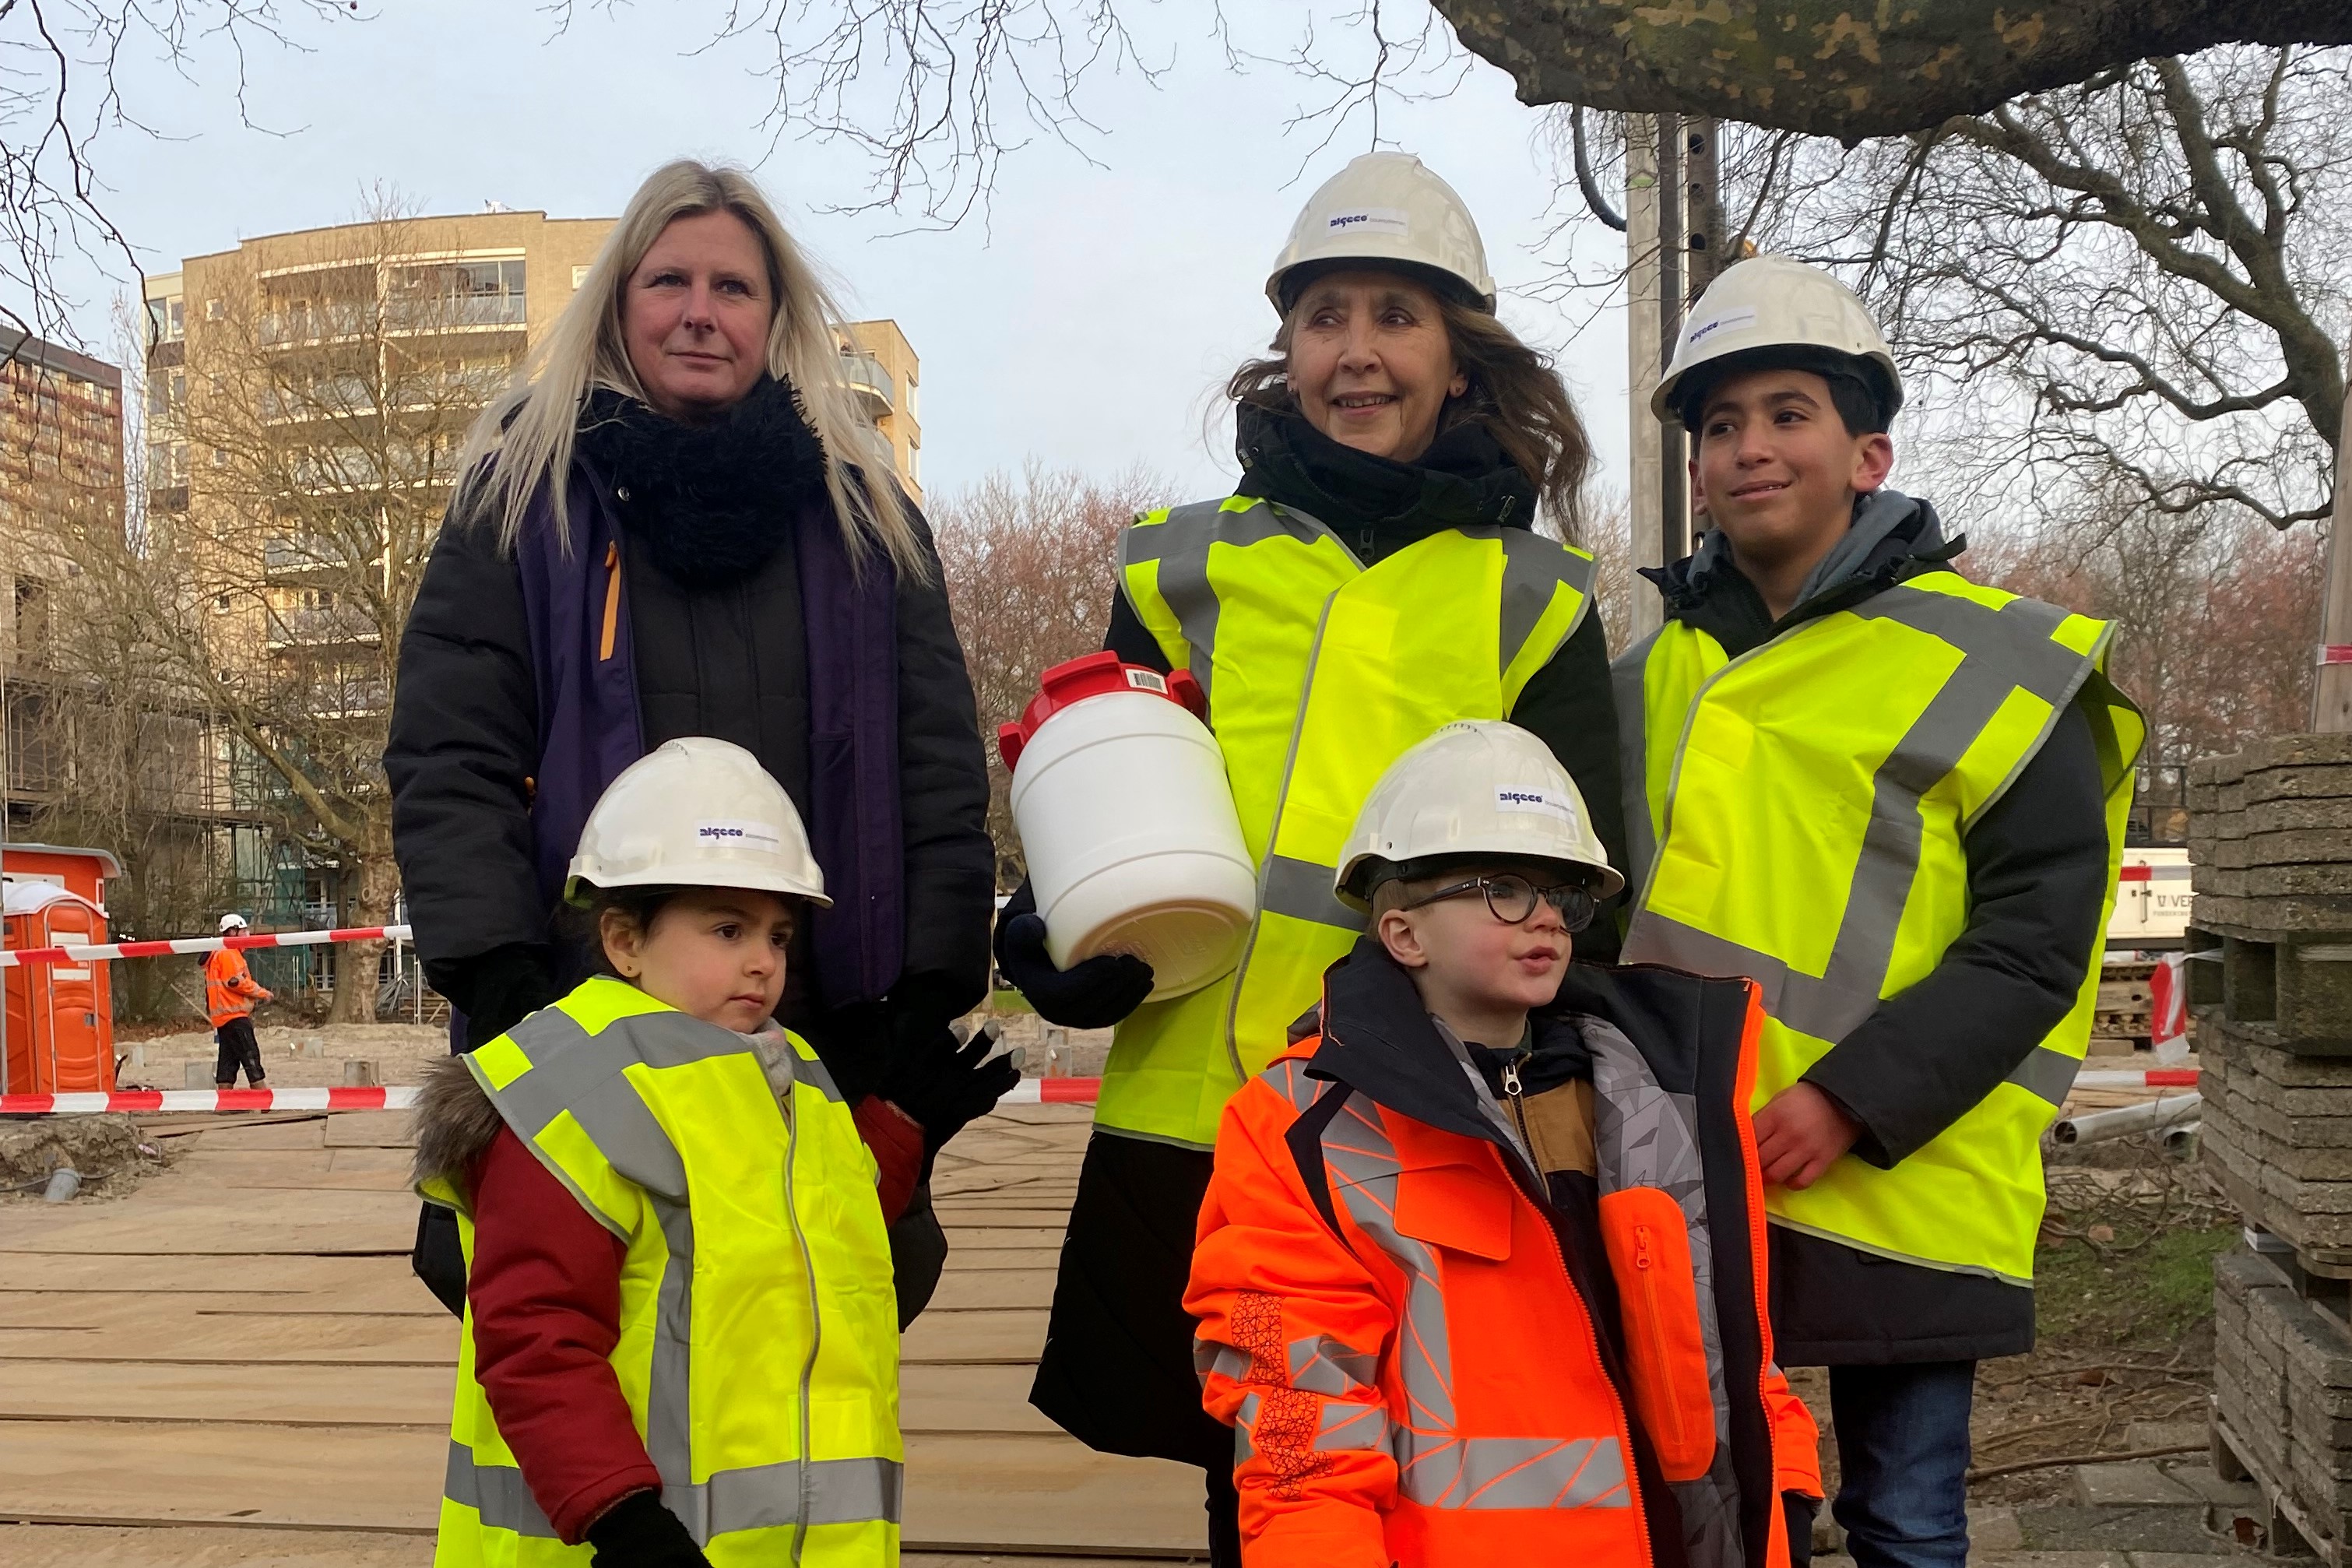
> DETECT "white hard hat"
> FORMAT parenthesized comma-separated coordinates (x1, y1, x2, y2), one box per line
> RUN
(218, 912, 249, 934)
(1336, 721, 1624, 905)
(1654, 254, 1903, 427)
(564, 737, 830, 907)
(1267, 152, 1494, 314)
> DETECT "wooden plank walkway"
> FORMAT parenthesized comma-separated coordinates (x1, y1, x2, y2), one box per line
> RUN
(0, 1099, 1204, 1565)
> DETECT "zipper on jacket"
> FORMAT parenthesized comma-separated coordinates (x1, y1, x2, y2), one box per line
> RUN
(1626, 1222, 1693, 1459)
(780, 1081, 820, 1566)
(1499, 1059, 1535, 1158)
(599, 540, 621, 662)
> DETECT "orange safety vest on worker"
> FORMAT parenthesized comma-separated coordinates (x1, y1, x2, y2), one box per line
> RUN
(205, 948, 269, 1028)
(1186, 940, 1821, 1568)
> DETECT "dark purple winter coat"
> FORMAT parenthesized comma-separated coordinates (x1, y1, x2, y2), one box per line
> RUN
(383, 449, 994, 1058)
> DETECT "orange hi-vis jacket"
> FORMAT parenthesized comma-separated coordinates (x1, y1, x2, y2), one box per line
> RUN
(205, 947, 268, 1028)
(1186, 940, 1822, 1568)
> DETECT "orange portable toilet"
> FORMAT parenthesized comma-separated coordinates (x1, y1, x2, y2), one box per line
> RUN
(0, 844, 122, 1097)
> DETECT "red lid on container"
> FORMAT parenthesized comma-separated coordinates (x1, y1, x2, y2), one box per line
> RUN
(997, 651, 1207, 772)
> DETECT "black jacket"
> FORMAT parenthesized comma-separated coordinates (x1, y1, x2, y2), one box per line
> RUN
(1644, 492, 2112, 1363)
(1102, 404, 1628, 958)
(385, 402, 994, 1083)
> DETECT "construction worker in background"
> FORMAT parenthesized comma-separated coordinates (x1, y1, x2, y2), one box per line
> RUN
(207, 913, 272, 1090)
(993, 153, 1626, 1564)
(1616, 255, 2146, 1568)
(1187, 722, 1823, 1568)
(413, 737, 1014, 1568)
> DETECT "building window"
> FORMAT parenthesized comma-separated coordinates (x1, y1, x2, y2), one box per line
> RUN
(906, 373, 919, 421)
(206, 297, 225, 322)
(909, 438, 921, 486)
(211, 447, 229, 467)
(572, 265, 591, 290)
(213, 593, 231, 612)
(146, 296, 186, 343)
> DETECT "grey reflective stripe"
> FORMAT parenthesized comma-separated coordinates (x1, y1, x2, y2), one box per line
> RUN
(1118, 497, 1343, 703)
(1627, 912, 1888, 1059)
(1260, 854, 1368, 934)
(1263, 1057, 1323, 1113)
(444, 1443, 902, 1539)
(2005, 1044, 2083, 1107)
(789, 1048, 844, 1102)
(1290, 1333, 1377, 1397)
(667, 1456, 903, 1535)
(1612, 631, 1662, 896)
(1195, 1338, 1253, 1388)
(1320, 1098, 1455, 1429)
(1394, 1432, 1631, 1510)
(445, 1442, 558, 1538)
(1492, 526, 1595, 680)
(1315, 1397, 1390, 1453)
(1629, 585, 2104, 1048)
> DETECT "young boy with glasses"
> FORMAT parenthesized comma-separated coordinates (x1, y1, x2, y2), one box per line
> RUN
(1185, 721, 1821, 1568)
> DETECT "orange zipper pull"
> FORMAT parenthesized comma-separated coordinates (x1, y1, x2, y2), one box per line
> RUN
(1634, 1224, 1654, 1270)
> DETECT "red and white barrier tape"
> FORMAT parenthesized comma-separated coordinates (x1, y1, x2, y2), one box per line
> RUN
(1004, 1077, 1100, 1105)
(0, 1076, 1104, 1116)
(0, 1085, 418, 1116)
(2076, 1067, 2200, 1089)
(0, 924, 413, 969)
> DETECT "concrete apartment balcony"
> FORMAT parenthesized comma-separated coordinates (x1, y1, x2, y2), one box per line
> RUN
(843, 352, 895, 421)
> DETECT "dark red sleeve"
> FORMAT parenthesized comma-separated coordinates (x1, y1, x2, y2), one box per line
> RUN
(853, 1095, 925, 1225)
(466, 1127, 661, 1544)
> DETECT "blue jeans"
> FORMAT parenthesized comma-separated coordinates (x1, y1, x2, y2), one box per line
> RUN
(1829, 1361, 1976, 1568)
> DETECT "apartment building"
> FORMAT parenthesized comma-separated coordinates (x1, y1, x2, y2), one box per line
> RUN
(0, 329, 125, 817)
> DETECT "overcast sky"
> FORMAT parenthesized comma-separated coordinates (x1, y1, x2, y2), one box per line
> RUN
(48, 2, 1633, 508)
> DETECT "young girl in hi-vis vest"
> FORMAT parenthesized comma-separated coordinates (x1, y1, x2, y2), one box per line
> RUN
(414, 738, 1014, 1568)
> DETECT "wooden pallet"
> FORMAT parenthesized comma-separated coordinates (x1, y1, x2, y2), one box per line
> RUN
(2214, 1404, 2344, 1564)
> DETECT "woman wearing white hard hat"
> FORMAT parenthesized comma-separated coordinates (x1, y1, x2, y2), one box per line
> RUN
(416, 739, 1004, 1566)
(386, 160, 996, 1327)
(996, 152, 1626, 1561)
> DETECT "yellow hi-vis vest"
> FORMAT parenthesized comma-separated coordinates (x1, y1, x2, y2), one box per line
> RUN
(1617, 570, 2144, 1285)
(419, 976, 902, 1567)
(1108, 494, 1594, 1149)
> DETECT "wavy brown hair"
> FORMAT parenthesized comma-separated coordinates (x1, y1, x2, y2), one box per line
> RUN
(1225, 294, 1593, 543)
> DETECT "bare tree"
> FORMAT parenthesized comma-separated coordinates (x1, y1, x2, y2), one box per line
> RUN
(1436, 1, 2352, 142)
(0, 0, 357, 348)
(23, 206, 497, 1019)
(1549, 48, 2352, 536)
(1965, 490, 2323, 836)
(931, 459, 1165, 883)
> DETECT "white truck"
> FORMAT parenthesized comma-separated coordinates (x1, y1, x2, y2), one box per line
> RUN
(2108, 846, 2194, 951)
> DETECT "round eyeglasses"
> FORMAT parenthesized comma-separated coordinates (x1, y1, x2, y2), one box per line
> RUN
(1401, 873, 1598, 931)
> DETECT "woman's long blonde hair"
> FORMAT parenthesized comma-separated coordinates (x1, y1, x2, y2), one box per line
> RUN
(455, 160, 923, 574)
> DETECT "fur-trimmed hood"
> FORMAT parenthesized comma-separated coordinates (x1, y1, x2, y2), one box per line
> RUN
(410, 1054, 505, 1204)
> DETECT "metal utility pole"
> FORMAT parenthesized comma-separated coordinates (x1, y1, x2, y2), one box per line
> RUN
(1629, 112, 1728, 646)
(1626, 115, 1669, 645)
(2312, 382, 2352, 731)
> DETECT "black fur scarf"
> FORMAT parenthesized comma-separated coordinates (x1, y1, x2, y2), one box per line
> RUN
(575, 374, 830, 589)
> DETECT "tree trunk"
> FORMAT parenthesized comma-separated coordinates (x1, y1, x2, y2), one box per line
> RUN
(329, 828, 399, 1025)
(1431, 1, 2352, 141)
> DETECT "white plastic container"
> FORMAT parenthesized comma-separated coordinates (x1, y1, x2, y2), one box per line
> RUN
(1000, 653, 1257, 1001)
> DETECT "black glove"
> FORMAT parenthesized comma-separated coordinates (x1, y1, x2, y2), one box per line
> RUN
(874, 1018, 1022, 1150)
(431, 943, 561, 1053)
(585, 1490, 711, 1568)
(1784, 1491, 1819, 1568)
(992, 881, 1155, 1029)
